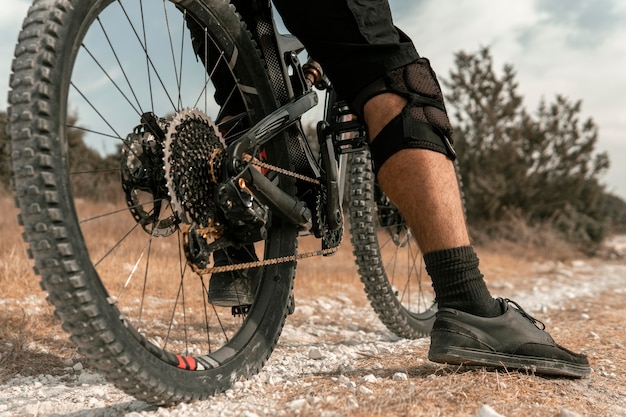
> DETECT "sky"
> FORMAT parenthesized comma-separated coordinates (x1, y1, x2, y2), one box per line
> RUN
(1, 0, 625, 199)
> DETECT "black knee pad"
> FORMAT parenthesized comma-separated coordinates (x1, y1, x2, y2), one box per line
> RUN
(368, 110, 456, 174)
(352, 58, 456, 175)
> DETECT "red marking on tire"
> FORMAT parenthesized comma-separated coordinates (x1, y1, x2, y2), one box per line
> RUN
(176, 355, 197, 370)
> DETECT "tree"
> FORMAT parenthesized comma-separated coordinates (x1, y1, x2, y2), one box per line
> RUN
(444, 47, 527, 222)
(66, 115, 121, 201)
(444, 46, 611, 246)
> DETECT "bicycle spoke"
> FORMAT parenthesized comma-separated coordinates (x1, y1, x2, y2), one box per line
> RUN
(117, 0, 178, 111)
(87, 19, 143, 115)
(70, 81, 124, 139)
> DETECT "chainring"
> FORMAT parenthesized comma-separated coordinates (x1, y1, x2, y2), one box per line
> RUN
(315, 186, 343, 252)
(163, 108, 227, 228)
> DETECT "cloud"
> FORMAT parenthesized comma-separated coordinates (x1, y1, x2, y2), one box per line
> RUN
(0, 0, 30, 26)
(518, 0, 626, 49)
(389, 0, 626, 198)
(2, 0, 625, 198)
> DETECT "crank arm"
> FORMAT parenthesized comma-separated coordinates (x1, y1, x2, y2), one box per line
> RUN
(228, 91, 318, 163)
(317, 121, 342, 231)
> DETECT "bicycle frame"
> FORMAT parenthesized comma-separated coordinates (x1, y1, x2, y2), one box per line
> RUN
(228, 1, 367, 229)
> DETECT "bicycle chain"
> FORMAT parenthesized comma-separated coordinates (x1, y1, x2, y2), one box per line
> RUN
(191, 154, 339, 275)
(242, 154, 320, 185)
(191, 246, 339, 275)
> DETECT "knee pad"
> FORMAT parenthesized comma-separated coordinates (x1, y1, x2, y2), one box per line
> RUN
(352, 58, 457, 175)
(368, 110, 456, 174)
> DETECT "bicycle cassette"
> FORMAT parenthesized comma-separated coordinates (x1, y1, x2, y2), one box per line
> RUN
(163, 108, 227, 228)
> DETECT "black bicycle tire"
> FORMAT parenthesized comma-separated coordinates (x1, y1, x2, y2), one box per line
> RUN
(348, 150, 436, 339)
(8, 0, 296, 405)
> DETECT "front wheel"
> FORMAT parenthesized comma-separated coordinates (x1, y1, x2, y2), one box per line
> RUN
(8, 0, 296, 405)
(348, 150, 436, 339)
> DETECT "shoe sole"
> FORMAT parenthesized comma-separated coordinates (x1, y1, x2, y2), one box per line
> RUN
(208, 291, 254, 308)
(429, 346, 590, 378)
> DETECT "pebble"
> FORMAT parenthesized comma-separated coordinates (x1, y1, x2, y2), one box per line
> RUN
(309, 347, 324, 360)
(358, 385, 373, 395)
(475, 404, 506, 417)
(285, 398, 307, 410)
(361, 374, 378, 383)
(558, 409, 582, 417)
(392, 372, 408, 381)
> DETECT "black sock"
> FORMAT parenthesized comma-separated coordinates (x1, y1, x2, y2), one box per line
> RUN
(424, 246, 501, 318)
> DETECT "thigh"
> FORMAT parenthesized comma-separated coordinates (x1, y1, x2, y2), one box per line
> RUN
(272, 0, 418, 103)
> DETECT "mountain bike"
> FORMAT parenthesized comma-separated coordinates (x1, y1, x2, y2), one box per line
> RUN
(7, 0, 436, 405)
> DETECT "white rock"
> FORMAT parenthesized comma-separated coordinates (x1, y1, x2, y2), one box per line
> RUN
(309, 348, 324, 360)
(285, 398, 307, 410)
(475, 404, 506, 417)
(558, 409, 582, 417)
(358, 385, 373, 395)
(347, 397, 359, 408)
(361, 374, 378, 383)
(392, 372, 408, 381)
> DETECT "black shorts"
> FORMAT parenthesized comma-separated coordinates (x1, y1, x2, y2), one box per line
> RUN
(272, 0, 419, 104)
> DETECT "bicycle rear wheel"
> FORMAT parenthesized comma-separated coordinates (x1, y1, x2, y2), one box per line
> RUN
(8, 0, 296, 405)
(348, 150, 436, 339)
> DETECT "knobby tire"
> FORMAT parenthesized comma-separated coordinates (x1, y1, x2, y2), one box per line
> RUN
(8, 0, 296, 405)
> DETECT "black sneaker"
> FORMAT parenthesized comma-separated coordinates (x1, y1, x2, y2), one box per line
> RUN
(208, 245, 260, 307)
(428, 298, 590, 378)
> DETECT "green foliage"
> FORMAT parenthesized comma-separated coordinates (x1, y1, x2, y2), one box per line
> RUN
(444, 46, 621, 248)
(602, 193, 626, 234)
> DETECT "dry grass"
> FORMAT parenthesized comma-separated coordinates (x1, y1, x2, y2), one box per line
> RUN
(0, 197, 41, 299)
(1, 193, 625, 416)
(295, 234, 368, 306)
(0, 197, 71, 382)
(278, 290, 626, 417)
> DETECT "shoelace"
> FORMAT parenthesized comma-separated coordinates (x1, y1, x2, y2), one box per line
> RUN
(504, 298, 546, 330)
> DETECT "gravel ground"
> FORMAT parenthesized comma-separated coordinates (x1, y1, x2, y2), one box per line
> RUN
(1, 237, 626, 417)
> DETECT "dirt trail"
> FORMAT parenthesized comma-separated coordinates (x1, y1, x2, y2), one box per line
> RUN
(1, 233, 625, 417)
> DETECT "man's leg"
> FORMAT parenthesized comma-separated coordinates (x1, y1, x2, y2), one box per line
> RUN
(366, 94, 469, 252)
(364, 90, 501, 318)
(363, 91, 589, 378)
